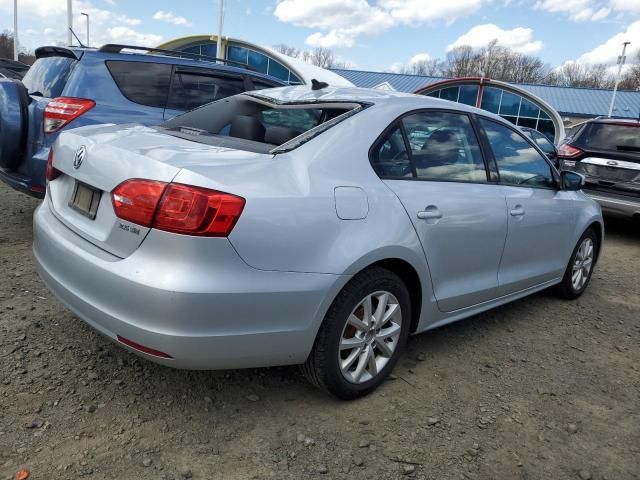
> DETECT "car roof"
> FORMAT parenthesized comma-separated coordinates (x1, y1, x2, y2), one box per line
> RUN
(35, 45, 286, 85)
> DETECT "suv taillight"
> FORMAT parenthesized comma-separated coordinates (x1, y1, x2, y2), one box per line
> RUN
(111, 180, 245, 237)
(45, 146, 62, 182)
(557, 144, 582, 159)
(44, 97, 96, 134)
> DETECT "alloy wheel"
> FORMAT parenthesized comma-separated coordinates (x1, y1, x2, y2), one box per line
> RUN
(338, 291, 403, 384)
(571, 237, 594, 291)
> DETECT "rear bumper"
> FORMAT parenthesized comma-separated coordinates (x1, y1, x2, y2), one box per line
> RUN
(584, 189, 640, 219)
(33, 198, 346, 369)
(0, 167, 45, 198)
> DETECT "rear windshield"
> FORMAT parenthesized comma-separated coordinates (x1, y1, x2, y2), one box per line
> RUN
(160, 94, 364, 153)
(583, 123, 640, 153)
(22, 56, 76, 98)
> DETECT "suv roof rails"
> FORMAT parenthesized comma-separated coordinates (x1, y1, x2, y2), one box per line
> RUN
(97, 44, 258, 72)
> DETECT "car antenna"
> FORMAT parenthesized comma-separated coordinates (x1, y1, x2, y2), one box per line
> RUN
(69, 27, 86, 48)
(311, 79, 329, 91)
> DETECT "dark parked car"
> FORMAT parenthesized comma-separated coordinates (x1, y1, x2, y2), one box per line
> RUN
(520, 126, 558, 166)
(557, 118, 640, 220)
(0, 44, 285, 197)
(0, 58, 30, 80)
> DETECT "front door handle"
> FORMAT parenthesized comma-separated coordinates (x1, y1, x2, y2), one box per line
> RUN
(417, 205, 442, 220)
(510, 205, 525, 216)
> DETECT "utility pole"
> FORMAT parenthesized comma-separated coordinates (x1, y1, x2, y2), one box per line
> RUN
(13, 0, 18, 61)
(216, 0, 224, 61)
(67, 0, 73, 46)
(81, 12, 90, 47)
(608, 41, 631, 118)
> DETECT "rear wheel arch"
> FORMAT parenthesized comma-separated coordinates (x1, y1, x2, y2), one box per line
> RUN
(351, 258, 423, 334)
(586, 221, 603, 261)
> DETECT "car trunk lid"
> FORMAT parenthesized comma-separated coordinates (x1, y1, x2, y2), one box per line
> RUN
(48, 124, 271, 258)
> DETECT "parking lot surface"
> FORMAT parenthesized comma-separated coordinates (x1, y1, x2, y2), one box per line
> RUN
(1, 182, 638, 480)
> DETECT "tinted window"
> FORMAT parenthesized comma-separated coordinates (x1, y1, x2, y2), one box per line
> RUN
(106, 61, 172, 108)
(458, 85, 479, 106)
(499, 92, 521, 116)
(481, 118, 554, 188)
(402, 111, 487, 182)
(583, 123, 640, 152)
(22, 56, 76, 98)
(370, 126, 412, 178)
(167, 69, 246, 111)
(248, 50, 268, 74)
(480, 87, 501, 113)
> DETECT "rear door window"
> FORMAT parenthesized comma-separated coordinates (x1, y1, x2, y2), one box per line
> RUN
(22, 56, 77, 98)
(402, 111, 487, 182)
(167, 68, 247, 111)
(106, 61, 172, 108)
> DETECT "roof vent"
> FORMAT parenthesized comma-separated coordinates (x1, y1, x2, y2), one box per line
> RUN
(311, 79, 329, 91)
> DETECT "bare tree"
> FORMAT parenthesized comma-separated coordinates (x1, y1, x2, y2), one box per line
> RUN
(549, 62, 614, 88)
(273, 44, 301, 59)
(0, 31, 35, 64)
(618, 51, 640, 91)
(411, 59, 444, 76)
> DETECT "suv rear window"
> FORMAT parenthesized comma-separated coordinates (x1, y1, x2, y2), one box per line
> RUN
(106, 61, 172, 108)
(583, 123, 640, 152)
(22, 56, 76, 98)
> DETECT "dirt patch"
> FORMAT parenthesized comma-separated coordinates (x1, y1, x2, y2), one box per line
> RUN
(0, 183, 638, 480)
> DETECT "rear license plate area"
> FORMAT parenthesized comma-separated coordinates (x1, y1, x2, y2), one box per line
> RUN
(69, 181, 101, 220)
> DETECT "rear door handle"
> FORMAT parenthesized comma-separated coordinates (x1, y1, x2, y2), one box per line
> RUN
(417, 206, 442, 220)
(510, 205, 525, 216)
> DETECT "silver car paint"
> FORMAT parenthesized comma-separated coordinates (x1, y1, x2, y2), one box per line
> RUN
(33, 86, 604, 369)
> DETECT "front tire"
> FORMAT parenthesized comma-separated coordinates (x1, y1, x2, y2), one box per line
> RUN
(555, 228, 598, 299)
(302, 267, 411, 399)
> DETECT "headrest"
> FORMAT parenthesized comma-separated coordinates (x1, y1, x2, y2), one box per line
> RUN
(229, 115, 265, 142)
(264, 126, 302, 145)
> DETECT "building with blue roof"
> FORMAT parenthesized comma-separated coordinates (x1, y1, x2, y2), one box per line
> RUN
(332, 68, 640, 141)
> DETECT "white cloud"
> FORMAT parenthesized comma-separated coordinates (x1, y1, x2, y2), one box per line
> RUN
(574, 20, 640, 65)
(0, 0, 162, 50)
(609, 0, 640, 14)
(274, 0, 490, 48)
(447, 24, 544, 54)
(410, 53, 432, 64)
(534, 0, 640, 21)
(152, 10, 192, 27)
(388, 62, 405, 73)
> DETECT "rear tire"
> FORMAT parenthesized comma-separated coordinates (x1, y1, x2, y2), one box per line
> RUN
(302, 267, 411, 399)
(554, 228, 598, 299)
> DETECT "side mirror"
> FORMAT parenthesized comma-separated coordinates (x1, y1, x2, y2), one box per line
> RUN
(561, 170, 585, 191)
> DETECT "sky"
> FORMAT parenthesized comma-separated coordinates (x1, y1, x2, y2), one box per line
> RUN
(0, 0, 639, 74)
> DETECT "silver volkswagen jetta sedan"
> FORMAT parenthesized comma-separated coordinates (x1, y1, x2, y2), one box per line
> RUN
(33, 86, 603, 399)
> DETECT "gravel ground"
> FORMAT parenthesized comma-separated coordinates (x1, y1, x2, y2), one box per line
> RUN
(0, 182, 638, 480)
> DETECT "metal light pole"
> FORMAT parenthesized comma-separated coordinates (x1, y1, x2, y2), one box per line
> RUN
(81, 12, 89, 47)
(608, 41, 631, 118)
(13, 0, 18, 61)
(67, 0, 73, 46)
(216, 0, 224, 60)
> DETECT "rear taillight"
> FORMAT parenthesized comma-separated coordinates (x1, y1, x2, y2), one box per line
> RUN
(557, 144, 582, 159)
(111, 180, 245, 237)
(112, 179, 167, 227)
(44, 97, 96, 134)
(45, 146, 62, 182)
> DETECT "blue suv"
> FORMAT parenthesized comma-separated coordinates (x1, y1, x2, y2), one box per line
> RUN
(0, 44, 286, 197)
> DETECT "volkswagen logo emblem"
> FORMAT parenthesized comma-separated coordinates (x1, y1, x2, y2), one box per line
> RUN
(73, 145, 87, 170)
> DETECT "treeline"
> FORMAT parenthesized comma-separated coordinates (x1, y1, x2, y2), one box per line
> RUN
(0, 31, 35, 64)
(275, 40, 640, 91)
